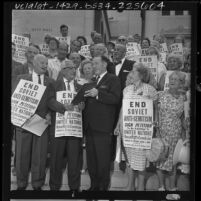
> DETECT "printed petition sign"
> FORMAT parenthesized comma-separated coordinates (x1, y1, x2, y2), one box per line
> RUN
(169, 43, 183, 56)
(55, 91, 83, 138)
(79, 45, 91, 59)
(160, 43, 168, 53)
(11, 79, 46, 127)
(135, 55, 158, 81)
(12, 34, 29, 64)
(125, 42, 141, 60)
(123, 95, 154, 149)
(39, 43, 49, 54)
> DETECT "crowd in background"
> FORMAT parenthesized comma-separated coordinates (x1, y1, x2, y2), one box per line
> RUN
(11, 23, 191, 192)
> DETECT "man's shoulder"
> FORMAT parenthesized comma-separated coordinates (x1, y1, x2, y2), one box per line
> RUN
(106, 73, 120, 81)
(16, 74, 31, 82)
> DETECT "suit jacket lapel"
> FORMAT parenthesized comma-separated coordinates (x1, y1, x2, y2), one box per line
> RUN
(118, 59, 127, 77)
(96, 73, 108, 88)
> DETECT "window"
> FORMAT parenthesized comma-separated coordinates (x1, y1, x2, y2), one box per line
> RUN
(162, 11, 170, 16)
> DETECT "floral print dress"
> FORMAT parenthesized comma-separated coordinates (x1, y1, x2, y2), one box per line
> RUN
(156, 91, 185, 172)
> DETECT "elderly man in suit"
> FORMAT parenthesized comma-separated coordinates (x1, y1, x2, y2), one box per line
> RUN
(49, 60, 84, 192)
(13, 54, 67, 190)
(83, 56, 121, 191)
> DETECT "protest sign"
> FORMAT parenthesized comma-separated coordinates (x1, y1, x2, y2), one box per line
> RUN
(56, 36, 71, 51)
(160, 43, 168, 53)
(11, 79, 46, 127)
(125, 42, 141, 60)
(39, 43, 49, 54)
(163, 71, 174, 91)
(169, 43, 183, 56)
(55, 91, 83, 138)
(122, 95, 154, 149)
(159, 52, 167, 64)
(141, 48, 148, 56)
(12, 34, 29, 64)
(134, 55, 158, 80)
(79, 45, 91, 59)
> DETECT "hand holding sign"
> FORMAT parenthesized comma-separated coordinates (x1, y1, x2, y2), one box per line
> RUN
(45, 113, 51, 125)
(77, 102, 85, 111)
(64, 103, 74, 111)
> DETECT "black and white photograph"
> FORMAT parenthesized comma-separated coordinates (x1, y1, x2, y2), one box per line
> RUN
(3, 1, 198, 201)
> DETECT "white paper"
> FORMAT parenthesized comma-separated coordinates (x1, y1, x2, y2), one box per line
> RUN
(22, 114, 48, 136)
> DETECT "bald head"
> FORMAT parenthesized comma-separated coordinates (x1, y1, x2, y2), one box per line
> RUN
(25, 45, 39, 63)
(113, 44, 127, 62)
(33, 54, 48, 75)
(61, 60, 76, 81)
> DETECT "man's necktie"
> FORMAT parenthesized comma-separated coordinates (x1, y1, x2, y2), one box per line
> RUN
(66, 81, 71, 91)
(38, 75, 41, 84)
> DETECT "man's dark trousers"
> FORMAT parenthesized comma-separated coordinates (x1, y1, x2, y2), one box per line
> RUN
(86, 126, 111, 191)
(49, 136, 82, 190)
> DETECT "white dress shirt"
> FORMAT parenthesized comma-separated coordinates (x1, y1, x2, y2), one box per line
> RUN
(63, 78, 75, 92)
(32, 71, 44, 85)
(115, 57, 126, 76)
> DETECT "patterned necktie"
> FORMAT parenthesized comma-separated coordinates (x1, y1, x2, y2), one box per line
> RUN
(38, 75, 41, 84)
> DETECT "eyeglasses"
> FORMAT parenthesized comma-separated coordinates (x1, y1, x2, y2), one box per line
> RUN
(118, 39, 126, 42)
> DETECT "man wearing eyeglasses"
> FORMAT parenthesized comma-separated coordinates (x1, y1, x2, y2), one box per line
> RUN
(116, 35, 127, 46)
(49, 60, 84, 193)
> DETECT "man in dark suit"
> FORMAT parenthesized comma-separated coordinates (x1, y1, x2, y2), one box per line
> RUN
(108, 44, 135, 168)
(83, 56, 121, 191)
(109, 44, 135, 91)
(13, 54, 66, 190)
(49, 60, 84, 192)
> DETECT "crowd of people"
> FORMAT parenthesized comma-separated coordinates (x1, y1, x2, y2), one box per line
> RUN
(11, 23, 191, 192)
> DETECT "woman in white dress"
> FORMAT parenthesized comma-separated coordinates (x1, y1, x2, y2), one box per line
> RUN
(114, 63, 158, 191)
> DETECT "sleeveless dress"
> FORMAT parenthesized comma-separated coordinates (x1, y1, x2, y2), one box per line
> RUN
(156, 90, 185, 172)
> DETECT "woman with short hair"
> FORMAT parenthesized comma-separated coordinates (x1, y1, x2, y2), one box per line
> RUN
(78, 59, 95, 85)
(156, 71, 186, 191)
(158, 54, 185, 91)
(114, 63, 158, 191)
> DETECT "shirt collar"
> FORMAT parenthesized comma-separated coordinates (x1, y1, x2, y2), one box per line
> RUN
(120, 57, 126, 64)
(98, 71, 107, 80)
(63, 77, 74, 84)
(32, 70, 44, 79)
